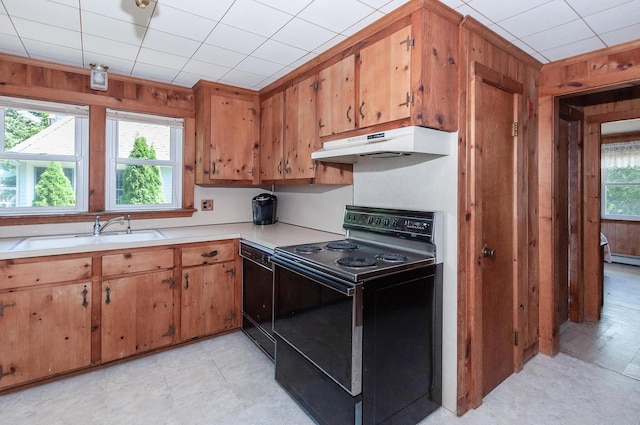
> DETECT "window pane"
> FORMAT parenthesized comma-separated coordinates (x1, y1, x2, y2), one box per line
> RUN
(604, 184, 640, 216)
(117, 121, 171, 160)
(606, 166, 640, 183)
(115, 163, 173, 206)
(0, 103, 87, 213)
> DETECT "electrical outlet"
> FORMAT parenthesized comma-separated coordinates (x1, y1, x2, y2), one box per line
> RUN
(201, 199, 213, 211)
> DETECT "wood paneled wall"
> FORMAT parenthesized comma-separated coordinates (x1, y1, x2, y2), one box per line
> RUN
(602, 220, 640, 256)
(538, 40, 640, 354)
(457, 17, 541, 415)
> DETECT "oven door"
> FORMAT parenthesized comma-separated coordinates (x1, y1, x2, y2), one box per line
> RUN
(272, 256, 363, 396)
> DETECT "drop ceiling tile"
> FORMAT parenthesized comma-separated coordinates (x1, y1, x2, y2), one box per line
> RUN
(192, 44, 246, 68)
(22, 39, 83, 65)
(252, 39, 306, 65)
(508, 38, 539, 57)
(235, 56, 283, 77)
(142, 29, 201, 58)
(254, 0, 313, 15)
(380, 0, 411, 13)
(80, 0, 153, 26)
(499, 1, 579, 39)
(149, 5, 216, 42)
(583, 1, 640, 34)
(600, 23, 640, 46)
(81, 11, 147, 46)
(49, 0, 78, 6)
(131, 62, 179, 84)
(204, 23, 267, 55)
(0, 13, 17, 37)
(272, 18, 337, 51)
(521, 19, 595, 52)
(313, 34, 348, 54)
(343, 11, 384, 36)
(2, 0, 80, 31)
(219, 68, 266, 88)
(13, 18, 81, 50)
(82, 34, 140, 62)
(172, 70, 207, 88)
(158, 0, 235, 22)
(298, 0, 374, 33)
(221, 0, 293, 38)
(357, 0, 393, 9)
(540, 36, 606, 61)
(455, 4, 493, 27)
(0, 34, 26, 56)
(564, 0, 634, 18)
(182, 58, 231, 80)
(437, 0, 465, 10)
(466, 0, 551, 23)
(137, 47, 190, 71)
(288, 52, 319, 69)
(488, 24, 517, 42)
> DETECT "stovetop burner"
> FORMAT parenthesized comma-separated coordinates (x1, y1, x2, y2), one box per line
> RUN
(337, 256, 377, 268)
(295, 245, 323, 254)
(326, 241, 358, 251)
(376, 252, 410, 263)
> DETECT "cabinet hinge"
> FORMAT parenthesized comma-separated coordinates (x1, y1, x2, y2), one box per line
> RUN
(0, 364, 16, 380)
(231, 267, 237, 278)
(512, 122, 518, 137)
(0, 302, 16, 317)
(162, 324, 176, 338)
(514, 331, 519, 346)
(400, 36, 415, 51)
(399, 92, 414, 107)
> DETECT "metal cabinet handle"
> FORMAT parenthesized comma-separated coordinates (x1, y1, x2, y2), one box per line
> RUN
(105, 287, 111, 305)
(482, 245, 496, 259)
(346, 105, 352, 123)
(359, 100, 365, 119)
(82, 286, 88, 308)
(184, 273, 189, 290)
(201, 250, 219, 258)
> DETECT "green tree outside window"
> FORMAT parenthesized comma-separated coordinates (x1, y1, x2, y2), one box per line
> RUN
(33, 162, 75, 206)
(120, 135, 164, 205)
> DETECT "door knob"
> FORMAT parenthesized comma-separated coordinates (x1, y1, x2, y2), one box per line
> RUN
(482, 245, 496, 259)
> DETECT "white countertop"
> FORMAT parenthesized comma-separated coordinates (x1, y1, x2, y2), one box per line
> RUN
(0, 222, 344, 260)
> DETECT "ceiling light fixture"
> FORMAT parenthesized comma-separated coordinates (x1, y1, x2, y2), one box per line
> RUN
(89, 63, 109, 91)
(135, 0, 150, 8)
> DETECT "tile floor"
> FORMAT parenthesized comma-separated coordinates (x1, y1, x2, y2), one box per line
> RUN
(2, 263, 639, 425)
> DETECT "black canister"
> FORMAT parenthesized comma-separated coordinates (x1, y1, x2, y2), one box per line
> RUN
(252, 193, 277, 225)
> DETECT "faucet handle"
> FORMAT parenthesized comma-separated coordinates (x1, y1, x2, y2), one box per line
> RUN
(126, 215, 132, 234)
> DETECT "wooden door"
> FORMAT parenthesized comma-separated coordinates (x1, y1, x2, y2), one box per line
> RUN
(101, 270, 175, 362)
(0, 283, 91, 389)
(477, 80, 517, 396)
(284, 75, 318, 179)
(260, 92, 284, 181)
(358, 25, 412, 128)
(317, 56, 356, 137)
(210, 95, 258, 181)
(181, 262, 236, 340)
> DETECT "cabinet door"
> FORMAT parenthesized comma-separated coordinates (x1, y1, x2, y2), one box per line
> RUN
(211, 95, 258, 181)
(259, 92, 284, 181)
(181, 262, 236, 341)
(0, 283, 91, 390)
(284, 75, 318, 179)
(101, 270, 175, 362)
(359, 26, 413, 128)
(317, 56, 356, 137)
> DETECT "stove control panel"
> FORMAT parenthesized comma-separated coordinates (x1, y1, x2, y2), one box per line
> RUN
(343, 206, 435, 239)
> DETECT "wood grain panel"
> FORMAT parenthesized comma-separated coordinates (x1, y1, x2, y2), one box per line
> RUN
(0, 256, 92, 290)
(181, 240, 235, 267)
(101, 248, 174, 277)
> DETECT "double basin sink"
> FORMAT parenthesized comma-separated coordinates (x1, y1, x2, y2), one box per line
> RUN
(11, 230, 167, 251)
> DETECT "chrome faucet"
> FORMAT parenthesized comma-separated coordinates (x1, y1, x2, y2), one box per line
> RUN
(93, 215, 131, 236)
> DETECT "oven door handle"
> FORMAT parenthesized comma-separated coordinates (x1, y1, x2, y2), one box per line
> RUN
(271, 256, 355, 296)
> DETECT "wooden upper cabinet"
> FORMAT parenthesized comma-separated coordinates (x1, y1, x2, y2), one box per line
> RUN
(284, 75, 318, 180)
(194, 81, 260, 185)
(259, 92, 284, 181)
(359, 25, 413, 128)
(316, 56, 356, 137)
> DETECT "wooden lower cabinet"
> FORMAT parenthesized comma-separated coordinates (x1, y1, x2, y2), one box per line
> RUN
(101, 270, 176, 362)
(0, 282, 92, 390)
(181, 262, 236, 340)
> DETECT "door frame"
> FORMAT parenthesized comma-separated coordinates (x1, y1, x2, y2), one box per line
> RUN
(459, 61, 527, 409)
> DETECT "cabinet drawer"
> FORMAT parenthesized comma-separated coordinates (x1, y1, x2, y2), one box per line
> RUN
(102, 248, 174, 277)
(182, 240, 235, 267)
(0, 257, 92, 291)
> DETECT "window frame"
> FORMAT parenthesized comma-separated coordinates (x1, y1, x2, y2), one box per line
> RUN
(0, 97, 89, 215)
(105, 109, 184, 212)
(601, 140, 640, 221)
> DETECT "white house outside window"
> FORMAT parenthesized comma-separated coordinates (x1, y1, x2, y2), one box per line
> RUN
(0, 96, 88, 214)
(105, 110, 183, 211)
(601, 140, 640, 220)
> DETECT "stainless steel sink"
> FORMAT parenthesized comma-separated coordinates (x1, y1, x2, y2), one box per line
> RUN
(11, 230, 167, 251)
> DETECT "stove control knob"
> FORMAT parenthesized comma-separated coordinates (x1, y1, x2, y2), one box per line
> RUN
(383, 219, 389, 226)
(375, 217, 381, 225)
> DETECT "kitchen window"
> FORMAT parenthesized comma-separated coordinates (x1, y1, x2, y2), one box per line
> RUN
(105, 110, 183, 211)
(0, 97, 88, 214)
(601, 140, 640, 220)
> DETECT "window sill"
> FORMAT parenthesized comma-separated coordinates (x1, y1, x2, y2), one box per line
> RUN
(0, 208, 197, 226)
